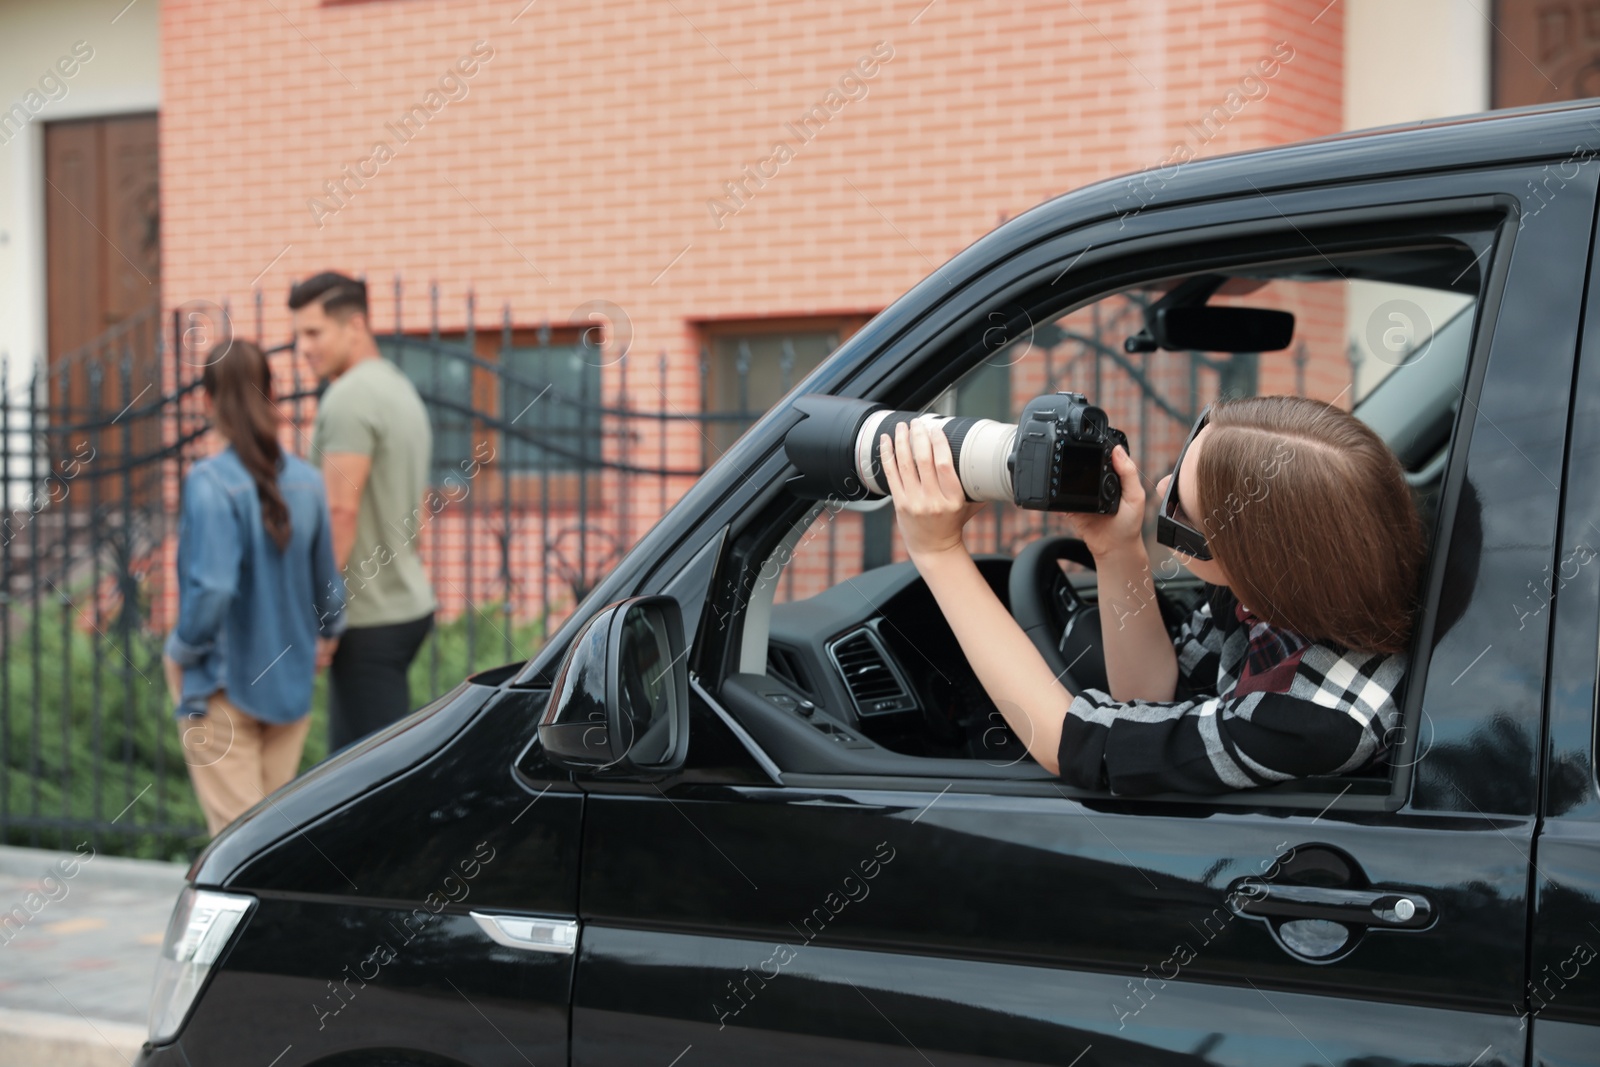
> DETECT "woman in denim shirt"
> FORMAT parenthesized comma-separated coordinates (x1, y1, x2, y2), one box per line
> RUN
(163, 340, 346, 836)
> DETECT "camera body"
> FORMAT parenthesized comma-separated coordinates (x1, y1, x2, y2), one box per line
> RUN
(1010, 391, 1128, 513)
(783, 390, 1128, 515)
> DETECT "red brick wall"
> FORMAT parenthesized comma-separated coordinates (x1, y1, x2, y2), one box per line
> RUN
(158, 0, 1345, 626)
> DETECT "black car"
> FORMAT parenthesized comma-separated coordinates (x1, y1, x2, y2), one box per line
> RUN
(140, 100, 1600, 1067)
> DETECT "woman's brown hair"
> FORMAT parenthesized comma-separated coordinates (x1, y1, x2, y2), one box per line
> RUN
(201, 340, 291, 551)
(1194, 395, 1426, 655)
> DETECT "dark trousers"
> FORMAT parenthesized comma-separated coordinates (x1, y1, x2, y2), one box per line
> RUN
(328, 612, 434, 752)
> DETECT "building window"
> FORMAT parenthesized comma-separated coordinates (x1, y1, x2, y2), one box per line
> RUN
(379, 335, 476, 479)
(951, 359, 1012, 420)
(702, 323, 860, 465)
(500, 342, 602, 472)
(377, 329, 602, 493)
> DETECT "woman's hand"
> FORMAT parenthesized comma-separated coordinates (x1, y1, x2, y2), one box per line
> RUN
(879, 420, 986, 560)
(1066, 444, 1146, 560)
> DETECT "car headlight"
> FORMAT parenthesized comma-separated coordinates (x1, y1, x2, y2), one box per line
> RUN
(147, 887, 254, 1044)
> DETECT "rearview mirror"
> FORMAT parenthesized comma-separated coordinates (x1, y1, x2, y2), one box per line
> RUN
(537, 595, 689, 775)
(1154, 306, 1294, 352)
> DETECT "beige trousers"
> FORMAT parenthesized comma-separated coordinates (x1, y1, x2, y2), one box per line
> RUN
(177, 691, 311, 837)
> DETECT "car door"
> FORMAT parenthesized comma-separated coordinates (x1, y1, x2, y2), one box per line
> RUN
(1528, 188, 1600, 1067)
(566, 153, 1593, 1067)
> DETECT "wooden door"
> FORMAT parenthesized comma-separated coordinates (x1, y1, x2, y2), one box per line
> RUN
(43, 114, 161, 489)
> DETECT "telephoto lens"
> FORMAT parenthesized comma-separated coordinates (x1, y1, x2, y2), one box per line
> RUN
(783, 392, 1127, 514)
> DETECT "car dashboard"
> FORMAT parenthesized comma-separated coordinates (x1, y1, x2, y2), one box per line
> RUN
(757, 555, 1029, 762)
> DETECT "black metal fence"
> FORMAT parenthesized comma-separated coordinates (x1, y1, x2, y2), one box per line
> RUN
(0, 284, 1278, 858)
(1, 290, 732, 857)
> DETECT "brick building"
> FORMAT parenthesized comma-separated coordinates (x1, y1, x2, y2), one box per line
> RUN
(153, 0, 1345, 625)
(8, 0, 1574, 636)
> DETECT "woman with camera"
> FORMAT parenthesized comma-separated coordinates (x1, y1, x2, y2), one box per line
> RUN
(877, 394, 1425, 795)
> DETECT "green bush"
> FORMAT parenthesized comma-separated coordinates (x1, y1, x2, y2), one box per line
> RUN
(3, 595, 542, 863)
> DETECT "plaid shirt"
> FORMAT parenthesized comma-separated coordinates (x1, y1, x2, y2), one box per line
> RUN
(1057, 583, 1405, 795)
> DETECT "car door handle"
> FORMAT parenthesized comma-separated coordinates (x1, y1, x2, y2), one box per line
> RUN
(1229, 881, 1434, 930)
(470, 911, 580, 954)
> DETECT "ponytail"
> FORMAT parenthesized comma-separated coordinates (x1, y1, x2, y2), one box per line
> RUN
(201, 340, 291, 551)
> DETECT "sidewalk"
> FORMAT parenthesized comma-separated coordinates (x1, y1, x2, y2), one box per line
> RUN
(0, 844, 188, 1067)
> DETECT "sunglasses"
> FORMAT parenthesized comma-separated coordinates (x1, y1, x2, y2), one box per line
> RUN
(1157, 403, 1214, 562)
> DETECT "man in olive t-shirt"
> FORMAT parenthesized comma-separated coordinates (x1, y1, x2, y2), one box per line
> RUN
(290, 272, 438, 751)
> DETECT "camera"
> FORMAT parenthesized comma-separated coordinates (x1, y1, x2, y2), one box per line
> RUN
(784, 391, 1129, 514)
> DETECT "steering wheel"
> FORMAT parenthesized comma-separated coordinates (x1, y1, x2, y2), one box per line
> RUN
(1008, 535, 1186, 693)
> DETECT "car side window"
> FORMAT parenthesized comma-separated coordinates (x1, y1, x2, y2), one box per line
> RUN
(774, 256, 1476, 606)
(729, 231, 1491, 793)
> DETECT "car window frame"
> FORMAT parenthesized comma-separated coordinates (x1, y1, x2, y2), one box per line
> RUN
(693, 195, 1518, 814)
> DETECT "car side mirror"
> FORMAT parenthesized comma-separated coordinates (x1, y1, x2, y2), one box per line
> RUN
(537, 595, 690, 775)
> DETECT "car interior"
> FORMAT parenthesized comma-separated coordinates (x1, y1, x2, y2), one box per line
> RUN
(703, 232, 1489, 804)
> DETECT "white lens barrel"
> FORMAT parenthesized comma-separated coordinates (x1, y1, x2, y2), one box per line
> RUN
(953, 419, 1017, 502)
(854, 409, 895, 495)
(854, 409, 1016, 502)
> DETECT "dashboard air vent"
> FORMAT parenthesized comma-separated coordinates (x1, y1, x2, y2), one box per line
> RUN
(828, 628, 916, 716)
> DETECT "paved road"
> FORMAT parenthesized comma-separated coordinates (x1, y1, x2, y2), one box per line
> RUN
(0, 844, 188, 1064)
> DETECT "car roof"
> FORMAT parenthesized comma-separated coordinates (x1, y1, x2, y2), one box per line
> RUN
(1197, 96, 1600, 165)
(983, 99, 1600, 259)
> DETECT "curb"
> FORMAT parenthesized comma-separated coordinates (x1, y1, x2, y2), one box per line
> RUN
(0, 1007, 144, 1067)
